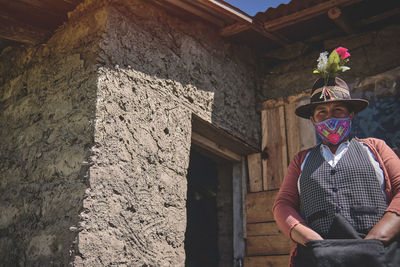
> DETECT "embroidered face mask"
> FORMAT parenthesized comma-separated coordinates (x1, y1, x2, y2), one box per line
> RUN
(314, 117, 352, 145)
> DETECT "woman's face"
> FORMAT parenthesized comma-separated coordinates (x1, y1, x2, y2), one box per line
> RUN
(311, 102, 354, 123)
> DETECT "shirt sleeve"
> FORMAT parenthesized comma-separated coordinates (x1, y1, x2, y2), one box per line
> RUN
(273, 151, 308, 239)
(375, 139, 400, 215)
(363, 138, 400, 215)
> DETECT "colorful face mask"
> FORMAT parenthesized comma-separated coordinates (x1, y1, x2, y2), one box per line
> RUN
(314, 117, 351, 145)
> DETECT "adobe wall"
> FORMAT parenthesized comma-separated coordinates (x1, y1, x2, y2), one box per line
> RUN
(259, 24, 400, 101)
(75, 0, 260, 265)
(0, 7, 107, 266)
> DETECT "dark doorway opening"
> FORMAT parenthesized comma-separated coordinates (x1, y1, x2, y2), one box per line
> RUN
(185, 149, 219, 267)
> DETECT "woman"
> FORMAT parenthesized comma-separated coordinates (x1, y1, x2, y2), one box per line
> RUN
(273, 48, 400, 266)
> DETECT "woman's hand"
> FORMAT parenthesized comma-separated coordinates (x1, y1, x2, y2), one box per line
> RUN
(290, 223, 324, 246)
(365, 211, 400, 244)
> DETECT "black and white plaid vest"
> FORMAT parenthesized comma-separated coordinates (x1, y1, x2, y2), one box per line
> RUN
(299, 139, 388, 237)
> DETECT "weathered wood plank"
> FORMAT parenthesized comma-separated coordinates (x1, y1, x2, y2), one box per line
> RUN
(263, 0, 363, 31)
(328, 7, 355, 34)
(244, 255, 290, 267)
(191, 132, 242, 162)
(359, 7, 400, 26)
(233, 161, 246, 262)
(285, 102, 300, 163)
(247, 153, 263, 192)
(0, 1, 65, 29)
(192, 114, 259, 156)
(160, 0, 226, 27)
(247, 234, 292, 256)
(247, 221, 282, 236)
(20, 0, 76, 14)
(250, 24, 289, 45)
(296, 98, 316, 151)
(0, 16, 49, 44)
(258, 92, 310, 111)
(246, 190, 277, 223)
(220, 22, 251, 37)
(261, 107, 287, 190)
(197, 0, 253, 23)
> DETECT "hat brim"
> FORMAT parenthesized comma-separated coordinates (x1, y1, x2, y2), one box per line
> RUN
(295, 99, 369, 119)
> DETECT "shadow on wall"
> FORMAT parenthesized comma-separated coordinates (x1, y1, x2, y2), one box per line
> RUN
(102, 2, 260, 146)
(351, 83, 400, 155)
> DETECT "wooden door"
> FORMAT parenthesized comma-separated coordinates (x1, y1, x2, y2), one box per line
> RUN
(245, 94, 315, 266)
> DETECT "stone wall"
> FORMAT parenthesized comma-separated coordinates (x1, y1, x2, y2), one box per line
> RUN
(258, 24, 400, 102)
(75, 1, 260, 265)
(0, 7, 107, 266)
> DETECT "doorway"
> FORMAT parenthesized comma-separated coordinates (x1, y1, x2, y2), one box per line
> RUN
(184, 148, 233, 267)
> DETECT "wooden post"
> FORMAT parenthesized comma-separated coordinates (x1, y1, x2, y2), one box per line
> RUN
(233, 160, 246, 266)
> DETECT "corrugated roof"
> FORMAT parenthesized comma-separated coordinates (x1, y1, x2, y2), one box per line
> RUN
(255, 0, 325, 20)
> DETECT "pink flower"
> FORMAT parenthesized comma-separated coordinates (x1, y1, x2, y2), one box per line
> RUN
(335, 46, 350, 59)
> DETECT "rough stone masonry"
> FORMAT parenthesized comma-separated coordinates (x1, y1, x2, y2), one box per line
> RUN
(0, 0, 261, 266)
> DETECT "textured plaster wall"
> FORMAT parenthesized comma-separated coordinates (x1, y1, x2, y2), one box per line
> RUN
(74, 0, 260, 266)
(0, 7, 107, 266)
(1, 0, 260, 265)
(259, 24, 400, 102)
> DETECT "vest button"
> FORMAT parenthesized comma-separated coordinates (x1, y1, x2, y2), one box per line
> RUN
(332, 187, 338, 192)
(331, 169, 336, 175)
(335, 206, 341, 213)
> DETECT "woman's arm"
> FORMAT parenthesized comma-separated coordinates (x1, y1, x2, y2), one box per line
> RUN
(290, 223, 323, 246)
(273, 150, 322, 245)
(364, 139, 400, 243)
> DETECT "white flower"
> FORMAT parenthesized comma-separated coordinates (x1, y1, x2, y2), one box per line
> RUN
(317, 51, 329, 72)
(339, 66, 350, 72)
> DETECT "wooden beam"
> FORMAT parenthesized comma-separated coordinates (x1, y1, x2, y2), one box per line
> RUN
(328, 7, 355, 34)
(19, 0, 76, 14)
(220, 22, 251, 37)
(0, 0, 66, 29)
(196, 0, 253, 23)
(0, 16, 49, 44)
(191, 132, 242, 162)
(359, 8, 400, 26)
(263, 0, 363, 31)
(219, 22, 289, 45)
(156, 0, 226, 27)
(191, 114, 259, 156)
(250, 24, 290, 45)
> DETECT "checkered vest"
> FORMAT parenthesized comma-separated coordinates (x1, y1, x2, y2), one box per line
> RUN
(299, 139, 388, 237)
